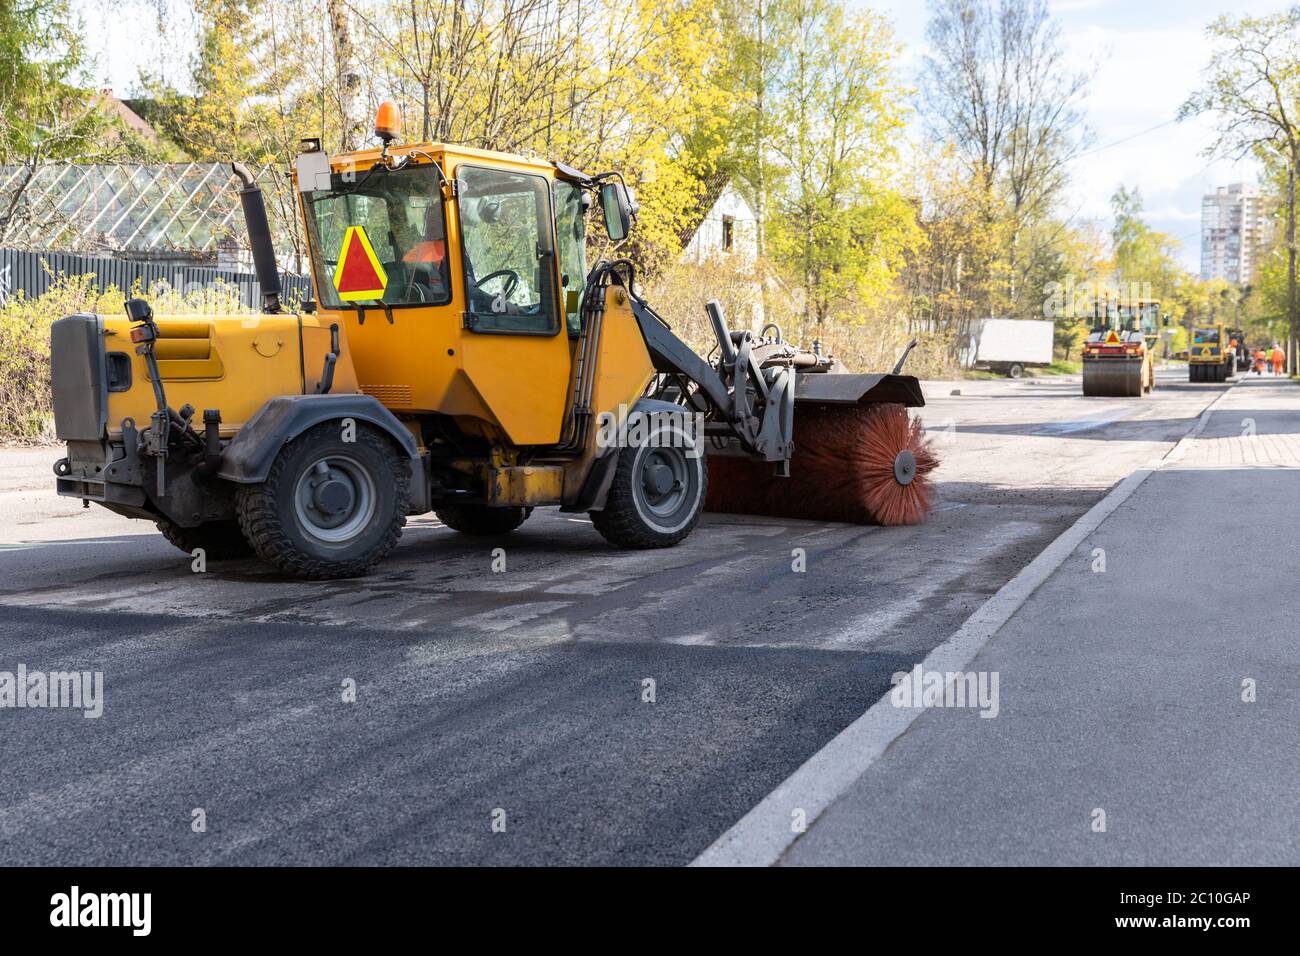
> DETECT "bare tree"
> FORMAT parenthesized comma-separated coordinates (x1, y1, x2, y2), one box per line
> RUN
(922, 0, 1089, 304)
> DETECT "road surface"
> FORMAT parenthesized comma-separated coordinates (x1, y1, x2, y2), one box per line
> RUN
(0, 367, 1234, 865)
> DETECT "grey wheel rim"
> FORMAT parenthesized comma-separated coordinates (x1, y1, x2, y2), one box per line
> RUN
(634, 445, 698, 529)
(293, 454, 377, 544)
(893, 449, 917, 486)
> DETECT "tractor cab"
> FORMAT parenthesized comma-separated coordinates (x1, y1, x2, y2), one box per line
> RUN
(291, 113, 635, 448)
(1084, 297, 1160, 346)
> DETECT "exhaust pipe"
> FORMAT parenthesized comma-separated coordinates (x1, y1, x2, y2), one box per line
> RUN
(232, 162, 282, 314)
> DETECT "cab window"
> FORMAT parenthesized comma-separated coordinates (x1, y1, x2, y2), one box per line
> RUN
(458, 166, 558, 334)
(304, 163, 450, 308)
(555, 180, 588, 335)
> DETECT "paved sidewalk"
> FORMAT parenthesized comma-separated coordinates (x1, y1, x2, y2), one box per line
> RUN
(782, 375, 1300, 865)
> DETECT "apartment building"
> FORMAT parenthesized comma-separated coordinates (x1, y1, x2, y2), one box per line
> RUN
(1200, 183, 1267, 284)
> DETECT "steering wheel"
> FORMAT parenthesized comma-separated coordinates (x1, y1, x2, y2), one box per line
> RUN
(473, 269, 520, 300)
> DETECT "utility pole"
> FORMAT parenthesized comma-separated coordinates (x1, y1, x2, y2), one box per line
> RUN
(1290, 154, 1299, 375)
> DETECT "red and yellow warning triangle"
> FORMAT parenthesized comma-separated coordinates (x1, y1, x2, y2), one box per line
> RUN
(332, 226, 388, 302)
(1104, 330, 1121, 344)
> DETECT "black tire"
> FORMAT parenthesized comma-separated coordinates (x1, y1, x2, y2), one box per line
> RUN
(1007, 363, 1024, 379)
(156, 518, 252, 560)
(235, 422, 408, 579)
(590, 414, 707, 549)
(435, 504, 532, 535)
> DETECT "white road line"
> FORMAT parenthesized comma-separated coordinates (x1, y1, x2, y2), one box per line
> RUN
(691, 379, 1238, 868)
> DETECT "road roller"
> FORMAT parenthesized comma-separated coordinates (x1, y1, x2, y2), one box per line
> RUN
(1081, 298, 1162, 397)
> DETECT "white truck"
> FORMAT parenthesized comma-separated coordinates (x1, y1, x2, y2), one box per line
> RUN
(967, 318, 1055, 378)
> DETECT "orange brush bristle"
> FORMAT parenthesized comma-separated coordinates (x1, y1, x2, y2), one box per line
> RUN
(704, 403, 938, 525)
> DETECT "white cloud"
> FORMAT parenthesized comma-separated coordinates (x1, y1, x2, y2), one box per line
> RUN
(873, 0, 1287, 272)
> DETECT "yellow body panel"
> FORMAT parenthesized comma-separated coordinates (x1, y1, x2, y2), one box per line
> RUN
(561, 286, 656, 504)
(489, 465, 566, 506)
(587, 286, 655, 425)
(103, 313, 357, 439)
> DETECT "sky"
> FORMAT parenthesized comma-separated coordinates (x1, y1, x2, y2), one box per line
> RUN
(83, 0, 1294, 273)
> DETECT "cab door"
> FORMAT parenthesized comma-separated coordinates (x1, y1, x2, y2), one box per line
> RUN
(450, 162, 573, 446)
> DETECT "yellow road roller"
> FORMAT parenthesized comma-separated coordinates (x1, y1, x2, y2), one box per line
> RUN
(1081, 298, 1161, 397)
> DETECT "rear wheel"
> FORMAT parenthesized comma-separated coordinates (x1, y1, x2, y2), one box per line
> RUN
(1007, 363, 1025, 379)
(236, 422, 408, 579)
(156, 518, 252, 560)
(590, 416, 706, 549)
(435, 504, 531, 535)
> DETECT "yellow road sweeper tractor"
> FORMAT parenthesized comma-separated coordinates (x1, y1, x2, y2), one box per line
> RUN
(1081, 297, 1161, 397)
(50, 104, 935, 579)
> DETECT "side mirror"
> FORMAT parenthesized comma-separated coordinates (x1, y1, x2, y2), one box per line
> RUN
(124, 297, 153, 324)
(601, 182, 633, 242)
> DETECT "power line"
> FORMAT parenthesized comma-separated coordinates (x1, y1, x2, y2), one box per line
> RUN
(1069, 118, 1181, 162)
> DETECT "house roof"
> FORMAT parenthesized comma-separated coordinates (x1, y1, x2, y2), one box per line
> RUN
(95, 89, 159, 143)
(677, 172, 754, 248)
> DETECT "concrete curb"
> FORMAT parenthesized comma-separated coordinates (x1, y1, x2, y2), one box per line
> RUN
(690, 379, 1239, 868)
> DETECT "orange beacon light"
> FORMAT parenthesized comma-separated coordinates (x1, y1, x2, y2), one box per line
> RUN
(375, 101, 401, 144)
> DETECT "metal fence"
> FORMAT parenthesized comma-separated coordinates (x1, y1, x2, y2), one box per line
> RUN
(0, 247, 311, 310)
(0, 162, 298, 259)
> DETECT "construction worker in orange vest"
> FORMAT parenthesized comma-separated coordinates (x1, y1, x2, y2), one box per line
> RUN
(1272, 344, 1286, 376)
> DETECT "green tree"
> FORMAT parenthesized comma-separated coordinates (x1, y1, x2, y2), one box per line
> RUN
(1182, 7, 1300, 372)
(766, 0, 918, 328)
(0, 0, 108, 240)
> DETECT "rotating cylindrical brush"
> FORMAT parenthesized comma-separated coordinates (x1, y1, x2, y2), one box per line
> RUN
(705, 403, 938, 525)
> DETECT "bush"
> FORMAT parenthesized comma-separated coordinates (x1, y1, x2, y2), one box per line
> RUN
(0, 274, 252, 443)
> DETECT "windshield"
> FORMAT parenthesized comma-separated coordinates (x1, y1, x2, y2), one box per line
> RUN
(1193, 328, 1220, 345)
(303, 163, 450, 309)
(1095, 300, 1159, 334)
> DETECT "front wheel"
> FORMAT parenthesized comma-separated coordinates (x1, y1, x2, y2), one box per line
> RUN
(236, 422, 408, 579)
(590, 417, 707, 549)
